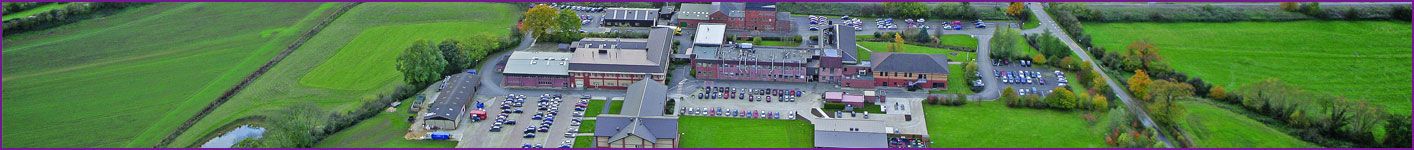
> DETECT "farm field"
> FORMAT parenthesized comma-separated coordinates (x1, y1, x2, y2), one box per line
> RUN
(165, 2, 521, 147)
(924, 102, 1108, 148)
(314, 97, 457, 148)
(1177, 101, 1316, 148)
(2, 2, 71, 21)
(1084, 21, 1413, 115)
(858, 41, 976, 61)
(0, 3, 333, 147)
(678, 116, 814, 148)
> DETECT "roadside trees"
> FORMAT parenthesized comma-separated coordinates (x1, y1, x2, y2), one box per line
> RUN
(396, 40, 447, 86)
(1127, 70, 1152, 101)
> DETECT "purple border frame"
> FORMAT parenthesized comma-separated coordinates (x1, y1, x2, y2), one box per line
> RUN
(0, 0, 1410, 149)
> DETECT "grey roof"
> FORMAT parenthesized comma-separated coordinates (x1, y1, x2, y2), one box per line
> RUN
(870, 52, 949, 74)
(744, 2, 777, 11)
(621, 78, 668, 116)
(569, 47, 664, 74)
(573, 38, 649, 50)
(604, 8, 658, 21)
(594, 117, 679, 143)
(691, 45, 814, 64)
(676, 3, 714, 20)
(503, 51, 573, 76)
(831, 24, 859, 62)
(814, 131, 887, 148)
(713, 2, 745, 17)
(426, 73, 480, 120)
(646, 27, 674, 66)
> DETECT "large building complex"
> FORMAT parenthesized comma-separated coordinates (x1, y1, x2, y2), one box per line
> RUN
(689, 23, 811, 82)
(593, 78, 680, 148)
(501, 51, 574, 88)
(675, 2, 791, 33)
(502, 27, 674, 90)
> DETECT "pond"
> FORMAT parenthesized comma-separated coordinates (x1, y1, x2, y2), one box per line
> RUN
(199, 125, 266, 148)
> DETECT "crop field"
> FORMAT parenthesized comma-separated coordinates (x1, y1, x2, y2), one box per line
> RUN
(678, 116, 814, 148)
(0, 3, 332, 147)
(925, 102, 1108, 148)
(858, 41, 976, 61)
(2, 2, 71, 21)
(1177, 101, 1316, 148)
(1085, 21, 1413, 115)
(165, 2, 521, 147)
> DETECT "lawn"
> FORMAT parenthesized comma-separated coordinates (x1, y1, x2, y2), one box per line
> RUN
(1085, 21, 1413, 115)
(678, 116, 814, 148)
(822, 102, 884, 114)
(1177, 101, 1317, 148)
(939, 34, 978, 49)
(583, 100, 622, 117)
(313, 98, 457, 148)
(925, 101, 1108, 148)
(857, 41, 975, 62)
(943, 64, 975, 95)
(2, 2, 70, 21)
(1, 3, 334, 147)
(165, 3, 521, 147)
(755, 40, 801, 47)
(572, 120, 596, 148)
(1022, 16, 1040, 30)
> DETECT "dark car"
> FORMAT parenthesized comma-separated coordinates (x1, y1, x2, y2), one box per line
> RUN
(490, 125, 502, 132)
(505, 120, 517, 125)
(523, 133, 536, 138)
(538, 126, 551, 132)
(513, 108, 524, 113)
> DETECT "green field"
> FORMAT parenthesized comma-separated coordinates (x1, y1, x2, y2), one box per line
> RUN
(2, 2, 70, 21)
(1177, 101, 1316, 148)
(858, 41, 976, 61)
(572, 120, 596, 148)
(314, 98, 457, 148)
(1022, 17, 1040, 29)
(1085, 21, 1413, 115)
(944, 64, 975, 95)
(583, 100, 622, 117)
(925, 102, 1108, 148)
(1, 3, 333, 147)
(166, 3, 521, 147)
(940, 34, 979, 49)
(678, 116, 814, 148)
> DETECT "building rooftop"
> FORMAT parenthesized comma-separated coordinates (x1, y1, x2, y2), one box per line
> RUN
(426, 73, 480, 121)
(573, 38, 650, 50)
(812, 119, 889, 148)
(676, 3, 714, 20)
(744, 2, 777, 11)
(621, 77, 668, 116)
(831, 24, 860, 63)
(694, 23, 726, 46)
(503, 51, 573, 76)
(569, 47, 663, 74)
(692, 45, 814, 64)
(604, 8, 659, 21)
(871, 52, 950, 74)
(593, 78, 679, 143)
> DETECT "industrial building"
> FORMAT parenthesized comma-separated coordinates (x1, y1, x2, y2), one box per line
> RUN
(424, 73, 481, 130)
(501, 51, 574, 88)
(568, 27, 674, 90)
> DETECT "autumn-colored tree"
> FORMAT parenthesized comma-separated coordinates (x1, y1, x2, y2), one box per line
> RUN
(1279, 2, 1300, 11)
(1059, 56, 1076, 70)
(890, 33, 905, 52)
(1208, 86, 1227, 100)
(1002, 86, 1019, 106)
(1006, 2, 1026, 19)
(523, 4, 559, 39)
(1092, 92, 1110, 110)
(1126, 39, 1162, 70)
(1089, 70, 1108, 94)
(1032, 54, 1047, 66)
(1128, 70, 1153, 101)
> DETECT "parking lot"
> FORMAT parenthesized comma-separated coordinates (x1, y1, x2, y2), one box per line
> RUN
(456, 93, 592, 148)
(791, 15, 1002, 37)
(989, 59, 1070, 97)
(677, 84, 824, 120)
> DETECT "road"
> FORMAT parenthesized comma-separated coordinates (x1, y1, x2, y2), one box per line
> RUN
(1026, 2, 1176, 148)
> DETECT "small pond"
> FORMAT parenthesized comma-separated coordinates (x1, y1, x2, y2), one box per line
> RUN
(199, 125, 266, 148)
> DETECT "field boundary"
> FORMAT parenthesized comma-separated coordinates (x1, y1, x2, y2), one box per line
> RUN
(153, 2, 362, 147)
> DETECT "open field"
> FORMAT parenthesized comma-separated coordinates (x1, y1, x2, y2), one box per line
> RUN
(165, 2, 521, 147)
(940, 34, 978, 49)
(678, 116, 814, 148)
(314, 98, 457, 148)
(858, 41, 976, 61)
(1177, 101, 1316, 148)
(1, 3, 332, 147)
(1085, 21, 1413, 115)
(925, 102, 1108, 148)
(2, 2, 70, 21)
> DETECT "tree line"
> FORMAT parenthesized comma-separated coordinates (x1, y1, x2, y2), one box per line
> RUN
(3, 2, 149, 36)
(3, 2, 57, 14)
(1048, 2, 1411, 23)
(777, 2, 1009, 20)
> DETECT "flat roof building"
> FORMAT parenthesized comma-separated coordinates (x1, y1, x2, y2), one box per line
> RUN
(602, 8, 659, 27)
(501, 51, 574, 88)
(568, 27, 674, 90)
(812, 119, 888, 148)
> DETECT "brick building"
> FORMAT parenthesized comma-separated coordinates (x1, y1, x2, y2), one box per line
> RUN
(870, 52, 950, 89)
(501, 51, 574, 88)
(567, 27, 674, 90)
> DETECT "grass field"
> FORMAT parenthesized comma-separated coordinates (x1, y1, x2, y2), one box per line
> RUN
(1177, 101, 1316, 148)
(165, 3, 521, 147)
(1022, 17, 1040, 29)
(944, 64, 975, 95)
(858, 41, 976, 61)
(314, 97, 457, 148)
(2, 2, 70, 21)
(572, 120, 596, 148)
(940, 34, 978, 49)
(1, 3, 333, 147)
(583, 100, 622, 117)
(1085, 21, 1413, 115)
(678, 116, 814, 148)
(925, 102, 1108, 148)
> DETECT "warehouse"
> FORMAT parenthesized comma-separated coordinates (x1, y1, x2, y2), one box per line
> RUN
(501, 51, 574, 88)
(424, 73, 481, 130)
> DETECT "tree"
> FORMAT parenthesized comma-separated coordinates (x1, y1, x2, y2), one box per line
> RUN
(1128, 70, 1152, 101)
(890, 33, 904, 52)
(1384, 115, 1413, 148)
(883, 2, 928, 18)
(1279, 2, 1300, 11)
(396, 40, 448, 86)
(1059, 56, 1076, 70)
(1031, 54, 1047, 66)
(523, 4, 559, 39)
(1048, 87, 1077, 109)
(1148, 79, 1193, 126)
(1002, 86, 1019, 106)
(1126, 39, 1161, 70)
(915, 28, 932, 43)
(1092, 92, 1110, 110)
(1089, 70, 1108, 94)
(1005, 2, 1026, 19)
(990, 28, 1022, 58)
(1208, 86, 1227, 100)
(1299, 2, 1324, 18)
(438, 39, 470, 74)
(964, 61, 979, 81)
(461, 34, 503, 63)
(554, 9, 584, 42)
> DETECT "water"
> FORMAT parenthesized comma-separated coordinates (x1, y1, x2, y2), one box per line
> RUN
(199, 125, 266, 148)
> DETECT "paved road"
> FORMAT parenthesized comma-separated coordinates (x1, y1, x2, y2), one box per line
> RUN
(1027, 2, 1175, 148)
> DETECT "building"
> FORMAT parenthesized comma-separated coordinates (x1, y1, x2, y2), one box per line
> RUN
(501, 51, 574, 88)
(602, 8, 659, 27)
(593, 78, 680, 148)
(674, 3, 714, 28)
(690, 44, 813, 82)
(425, 73, 481, 130)
(870, 52, 950, 89)
(568, 27, 674, 90)
(816, 24, 874, 88)
(704, 2, 792, 33)
(822, 91, 884, 106)
(813, 119, 889, 148)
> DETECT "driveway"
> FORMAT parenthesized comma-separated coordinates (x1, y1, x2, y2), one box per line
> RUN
(1027, 2, 1175, 148)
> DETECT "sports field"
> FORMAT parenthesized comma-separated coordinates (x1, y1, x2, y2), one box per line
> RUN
(165, 2, 520, 147)
(1, 3, 333, 147)
(1085, 21, 1413, 115)
(678, 116, 814, 148)
(1177, 101, 1316, 148)
(925, 102, 1108, 148)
